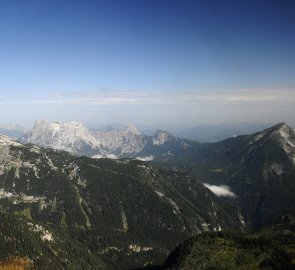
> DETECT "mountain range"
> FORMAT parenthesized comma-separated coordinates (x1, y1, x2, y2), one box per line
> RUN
(0, 133, 241, 269)
(0, 121, 295, 269)
(19, 120, 187, 160)
(9, 121, 295, 230)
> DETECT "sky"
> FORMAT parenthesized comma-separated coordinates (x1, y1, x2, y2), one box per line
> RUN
(0, 0, 294, 128)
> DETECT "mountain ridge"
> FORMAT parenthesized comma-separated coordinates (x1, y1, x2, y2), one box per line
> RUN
(1, 121, 295, 268)
(0, 134, 242, 269)
(20, 120, 181, 159)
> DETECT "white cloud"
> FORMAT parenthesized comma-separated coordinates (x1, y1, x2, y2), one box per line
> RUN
(136, 156, 154, 161)
(92, 154, 118, 159)
(179, 88, 295, 103)
(1, 88, 295, 128)
(203, 183, 236, 197)
(1, 88, 295, 106)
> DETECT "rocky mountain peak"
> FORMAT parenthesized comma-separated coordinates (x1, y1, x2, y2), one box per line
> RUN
(274, 123, 295, 164)
(260, 122, 295, 145)
(251, 123, 292, 141)
(20, 120, 102, 155)
(91, 124, 145, 156)
(275, 122, 293, 137)
(33, 120, 86, 133)
(122, 124, 141, 136)
(263, 122, 289, 135)
(249, 123, 295, 165)
(153, 130, 174, 145)
(272, 122, 287, 129)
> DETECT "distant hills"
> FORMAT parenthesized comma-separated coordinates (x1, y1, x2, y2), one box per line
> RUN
(173, 123, 273, 142)
(0, 123, 26, 139)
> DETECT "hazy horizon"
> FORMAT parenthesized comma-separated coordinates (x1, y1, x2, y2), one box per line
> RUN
(0, 1, 294, 127)
(0, 119, 292, 134)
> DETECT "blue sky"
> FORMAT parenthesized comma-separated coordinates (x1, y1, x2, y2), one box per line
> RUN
(0, 0, 295, 128)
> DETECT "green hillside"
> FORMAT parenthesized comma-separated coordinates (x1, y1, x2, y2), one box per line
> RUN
(0, 212, 108, 269)
(136, 230, 295, 270)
